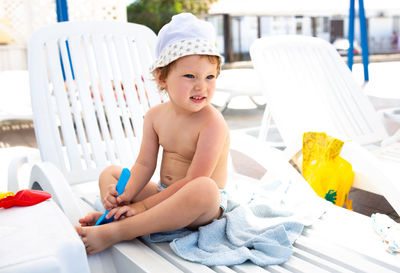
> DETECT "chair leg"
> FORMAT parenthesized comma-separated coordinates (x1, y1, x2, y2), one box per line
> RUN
(249, 96, 265, 108)
(258, 104, 272, 141)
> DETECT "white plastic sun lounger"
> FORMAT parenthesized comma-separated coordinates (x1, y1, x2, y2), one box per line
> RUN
(215, 68, 264, 112)
(0, 70, 32, 121)
(6, 22, 400, 272)
(250, 35, 400, 216)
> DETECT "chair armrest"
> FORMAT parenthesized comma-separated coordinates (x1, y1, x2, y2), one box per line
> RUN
(379, 107, 400, 146)
(7, 148, 40, 192)
(381, 107, 400, 124)
(380, 128, 400, 147)
(341, 141, 400, 215)
(29, 162, 84, 225)
(230, 131, 305, 184)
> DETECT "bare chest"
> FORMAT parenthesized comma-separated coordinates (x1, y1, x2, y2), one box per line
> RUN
(156, 120, 199, 159)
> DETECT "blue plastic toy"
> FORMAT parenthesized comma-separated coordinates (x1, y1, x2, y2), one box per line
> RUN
(95, 168, 131, 226)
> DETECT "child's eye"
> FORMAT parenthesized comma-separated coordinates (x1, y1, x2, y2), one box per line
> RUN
(184, 74, 195, 78)
(206, 75, 215, 80)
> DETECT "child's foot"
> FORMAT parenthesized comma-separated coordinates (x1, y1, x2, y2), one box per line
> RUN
(79, 211, 104, 226)
(75, 224, 119, 255)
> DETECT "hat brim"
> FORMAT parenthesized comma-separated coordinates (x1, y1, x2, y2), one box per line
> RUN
(150, 38, 222, 73)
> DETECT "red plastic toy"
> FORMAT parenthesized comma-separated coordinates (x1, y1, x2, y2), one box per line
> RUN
(0, 190, 51, 209)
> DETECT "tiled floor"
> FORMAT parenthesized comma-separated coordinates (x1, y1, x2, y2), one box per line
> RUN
(0, 120, 36, 148)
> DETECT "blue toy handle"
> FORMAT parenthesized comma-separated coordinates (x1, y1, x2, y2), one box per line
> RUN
(95, 168, 131, 226)
(115, 168, 130, 195)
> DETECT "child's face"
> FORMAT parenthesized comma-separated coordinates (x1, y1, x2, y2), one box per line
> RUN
(157, 55, 218, 113)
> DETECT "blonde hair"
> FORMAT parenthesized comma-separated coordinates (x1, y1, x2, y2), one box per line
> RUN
(153, 55, 221, 93)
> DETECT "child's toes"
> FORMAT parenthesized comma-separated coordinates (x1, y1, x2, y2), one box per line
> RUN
(87, 246, 95, 255)
(75, 226, 86, 237)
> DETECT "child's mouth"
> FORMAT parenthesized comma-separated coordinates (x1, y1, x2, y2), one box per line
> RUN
(190, 96, 206, 103)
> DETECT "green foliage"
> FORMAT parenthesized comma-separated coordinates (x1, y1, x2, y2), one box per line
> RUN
(127, 0, 217, 34)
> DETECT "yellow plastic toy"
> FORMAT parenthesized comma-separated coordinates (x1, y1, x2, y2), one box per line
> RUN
(0, 191, 14, 200)
(302, 132, 354, 209)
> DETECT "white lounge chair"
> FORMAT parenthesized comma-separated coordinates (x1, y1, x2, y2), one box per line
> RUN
(0, 70, 32, 121)
(250, 35, 400, 215)
(7, 23, 400, 272)
(7, 20, 163, 272)
(215, 68, 265, 112)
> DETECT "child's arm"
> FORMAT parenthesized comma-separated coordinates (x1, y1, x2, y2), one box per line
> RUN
(95, 168, 130, 225)
(104, 201, 146, 221)
(116, 106, 161, 204)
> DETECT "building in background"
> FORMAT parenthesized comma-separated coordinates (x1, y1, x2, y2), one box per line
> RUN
(206, 0, 400, 62)
(0, 0, 127, 71)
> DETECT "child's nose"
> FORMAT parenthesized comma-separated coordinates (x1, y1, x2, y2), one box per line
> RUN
(194, 79, 207, 91)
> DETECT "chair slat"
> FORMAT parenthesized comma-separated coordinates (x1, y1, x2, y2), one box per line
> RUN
(46, 38, 82, 171)
(295, 236, 397, 272)
(128, 35, 161, 107)
(292, 247, 353, 273)
(82, 35, 117, 164)
(59, 37, 92, 169)
(30, 41, 66, 170)
(91, 34, 131, 166)
(231, 263, 270, 272)
(281, 255, 330, 273)
(113, 34, 145, 157)
(112, 240, 183, 273)
(68, 35, 108, 168)
(104, 34, 138, 161)
(144, 242, 217, 273)
(126, 37, 150, 114)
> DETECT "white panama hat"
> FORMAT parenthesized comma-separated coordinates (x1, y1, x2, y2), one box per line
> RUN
(150, 13, 222, 72)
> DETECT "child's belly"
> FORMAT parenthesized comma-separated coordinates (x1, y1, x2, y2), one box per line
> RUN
(160, 150, 191, 186)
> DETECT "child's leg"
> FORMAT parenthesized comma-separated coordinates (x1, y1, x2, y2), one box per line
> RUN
(76, 176, 221, 254)
(78, 165, 158, 228)
(99, 165, 158, 204)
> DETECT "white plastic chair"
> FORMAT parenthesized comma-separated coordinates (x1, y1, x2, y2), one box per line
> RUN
(18, 21, 161, 221)
(0, 70, 32, 121)
(7, 21, 163, 272)
(215, 68, 265, 112)
(250, 35, 400, 215)
(7, 23, 400, 272)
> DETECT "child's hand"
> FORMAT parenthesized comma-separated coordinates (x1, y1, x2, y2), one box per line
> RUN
(116, 190, 133, 206)
(106, 201, 146, 220)
(103, 183, 119, 210)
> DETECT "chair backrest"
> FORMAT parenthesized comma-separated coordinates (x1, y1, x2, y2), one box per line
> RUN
(216, 68, 264, 97)
(28, 21, 161, 185)
(250, 35, 388, 149)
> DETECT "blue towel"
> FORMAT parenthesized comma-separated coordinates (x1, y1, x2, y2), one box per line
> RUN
(143, 176, 328, 266)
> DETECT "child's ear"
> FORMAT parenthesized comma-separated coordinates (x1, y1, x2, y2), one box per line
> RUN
(155, 69, 167, 89)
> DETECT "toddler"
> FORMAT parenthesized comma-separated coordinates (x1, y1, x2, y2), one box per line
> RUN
(75, 13, 229, 255)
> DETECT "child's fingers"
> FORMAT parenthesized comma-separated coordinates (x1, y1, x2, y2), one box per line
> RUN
(125, 209, 137, 217)
(107, 184, 118, 196)
(114, 206, 131, 220)
(103, 201, 113, 211)
(103, 194, 118, 210)
(117, 192, 130, 204)
(105, 208, 117, 219)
